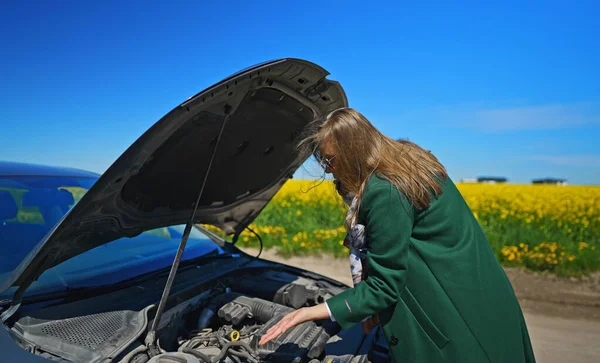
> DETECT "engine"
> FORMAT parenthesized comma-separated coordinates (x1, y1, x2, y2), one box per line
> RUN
(9, 270, 390, 363)
(173, 293, 333, 363)
(115, 272, 390, 363)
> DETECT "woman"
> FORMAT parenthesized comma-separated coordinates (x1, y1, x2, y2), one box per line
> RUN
(259, 108, 536, 362)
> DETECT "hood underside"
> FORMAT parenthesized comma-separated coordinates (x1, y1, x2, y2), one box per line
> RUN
(4, 58, 347, 291)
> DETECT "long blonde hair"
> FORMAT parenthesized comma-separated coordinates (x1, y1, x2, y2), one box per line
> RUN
(300, 107, 448, 212)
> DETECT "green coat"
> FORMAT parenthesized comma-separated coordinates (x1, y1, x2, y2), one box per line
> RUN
(326, 174, 536, 363)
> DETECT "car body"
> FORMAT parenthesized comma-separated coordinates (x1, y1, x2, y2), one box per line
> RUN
(0, 58, 391, 363)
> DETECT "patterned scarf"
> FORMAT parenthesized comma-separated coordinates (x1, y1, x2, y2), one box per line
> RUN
(343, 193, 368, 285)
(341, 186, 380, 332)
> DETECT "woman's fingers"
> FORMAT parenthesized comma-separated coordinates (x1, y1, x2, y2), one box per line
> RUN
(260, 325, 283, 345)
(260, 318, 288, 345)
(260, 321, 288, 345)
(259, 309, 305, 346)
(269, 315, 293, 335)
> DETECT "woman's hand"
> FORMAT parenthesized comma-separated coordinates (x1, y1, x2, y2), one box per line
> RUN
(258, 304, 329, 346)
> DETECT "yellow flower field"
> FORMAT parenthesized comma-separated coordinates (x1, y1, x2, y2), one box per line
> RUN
(204, 180, 600, 275)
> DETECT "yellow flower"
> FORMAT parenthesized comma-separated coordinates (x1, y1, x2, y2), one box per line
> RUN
(255, 179, 599, 272)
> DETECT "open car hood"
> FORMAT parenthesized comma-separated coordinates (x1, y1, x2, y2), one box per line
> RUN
(3, 58, 347, 291)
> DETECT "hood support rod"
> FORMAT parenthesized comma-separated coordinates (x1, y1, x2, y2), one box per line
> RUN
(145, 104, 233, 356)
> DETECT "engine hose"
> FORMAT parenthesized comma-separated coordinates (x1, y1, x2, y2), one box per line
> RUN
(228, 349, 259, 363)
(211, 341, 258, 363)
(229, 353, 243, 363)
(186, 336, 217, 349)
(181, 347, 212, 363)
(183, 341, 258, 363)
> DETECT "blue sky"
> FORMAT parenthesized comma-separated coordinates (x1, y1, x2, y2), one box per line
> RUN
(1, 1, 598, 184)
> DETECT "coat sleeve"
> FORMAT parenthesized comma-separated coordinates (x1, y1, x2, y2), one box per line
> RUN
(326, 179, 414, 330)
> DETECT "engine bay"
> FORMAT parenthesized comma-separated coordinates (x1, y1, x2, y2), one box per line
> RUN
(8, 269, 390, 363)
(172, 292, 334, 363)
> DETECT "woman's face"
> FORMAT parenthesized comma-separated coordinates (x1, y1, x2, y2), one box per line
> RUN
(317, 138, 338, 176)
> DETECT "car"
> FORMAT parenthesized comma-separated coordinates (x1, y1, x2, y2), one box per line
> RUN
(0, 58, 391, 363)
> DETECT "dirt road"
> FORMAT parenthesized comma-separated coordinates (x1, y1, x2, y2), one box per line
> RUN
(239, 247, 600, 363)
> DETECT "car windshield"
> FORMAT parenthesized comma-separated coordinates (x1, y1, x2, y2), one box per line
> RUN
(0, 175, 223, 300)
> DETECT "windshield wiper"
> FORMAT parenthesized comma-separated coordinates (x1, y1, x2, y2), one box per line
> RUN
(119, 251, 240, 285)
(15, 252, 241, 304)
